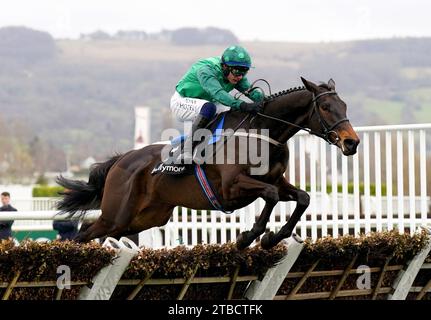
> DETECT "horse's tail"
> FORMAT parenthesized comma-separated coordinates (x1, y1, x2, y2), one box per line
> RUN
(56, 154, 122, 215)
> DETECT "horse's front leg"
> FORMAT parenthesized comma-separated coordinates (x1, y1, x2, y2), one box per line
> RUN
(227, 174, 279, 250)
(260, 177, 310, 250)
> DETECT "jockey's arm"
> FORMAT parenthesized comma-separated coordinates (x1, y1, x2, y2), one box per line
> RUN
(197, 66, 243, 109)
(235, 77, 264, 102)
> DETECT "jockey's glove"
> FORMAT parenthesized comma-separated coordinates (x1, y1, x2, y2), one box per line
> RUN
(239, 101, 263, 114)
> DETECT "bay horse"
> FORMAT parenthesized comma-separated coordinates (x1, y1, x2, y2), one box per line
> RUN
(56, 77, 360, 250)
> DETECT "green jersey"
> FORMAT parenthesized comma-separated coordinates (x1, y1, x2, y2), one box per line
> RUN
(176, 57, 263, 109)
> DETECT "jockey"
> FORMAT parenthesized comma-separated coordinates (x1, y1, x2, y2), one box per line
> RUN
(170, 45, 264, 164)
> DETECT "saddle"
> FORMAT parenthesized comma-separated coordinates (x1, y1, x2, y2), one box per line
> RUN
(151, 114, 227, 176)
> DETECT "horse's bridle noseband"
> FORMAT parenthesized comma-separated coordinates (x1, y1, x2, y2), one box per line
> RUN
(309, 91, 349, 145)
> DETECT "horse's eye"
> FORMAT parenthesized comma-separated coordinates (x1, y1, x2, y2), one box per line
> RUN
(321, 103, 330, 111)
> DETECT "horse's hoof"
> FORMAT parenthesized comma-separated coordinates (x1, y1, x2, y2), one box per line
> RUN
(260, 231, 276, 250)
(73, 236, 86, 243)
(73, 232, 91, 243)
(236, 231, 253, 250)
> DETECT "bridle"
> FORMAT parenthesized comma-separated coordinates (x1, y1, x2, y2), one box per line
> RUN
(256, 90, 350, 145)
(308, 91, 349, 144)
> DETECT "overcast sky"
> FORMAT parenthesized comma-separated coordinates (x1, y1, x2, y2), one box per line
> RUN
(1, 0, 430, 42)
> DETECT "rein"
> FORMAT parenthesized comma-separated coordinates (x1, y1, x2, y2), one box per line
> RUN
(209, 83, 350, 152)
(257, 90, 349, 145)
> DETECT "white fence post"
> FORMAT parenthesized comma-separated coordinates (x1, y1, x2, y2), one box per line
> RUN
(78, 237, 139, 300)
(397, 130, 405, 233)
(244, 234, 304, 300)
(388, 226, 431, 300)
(3, 124, 431, 248)
(138, 228, 164, 248)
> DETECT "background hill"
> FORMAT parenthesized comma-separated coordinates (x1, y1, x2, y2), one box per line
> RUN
(1, 26, 431, 181)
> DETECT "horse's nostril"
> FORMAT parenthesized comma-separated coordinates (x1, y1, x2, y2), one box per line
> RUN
(344, 138, 358, 150)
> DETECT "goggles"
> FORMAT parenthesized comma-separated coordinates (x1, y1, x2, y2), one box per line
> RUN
(229, 67, 249, 77)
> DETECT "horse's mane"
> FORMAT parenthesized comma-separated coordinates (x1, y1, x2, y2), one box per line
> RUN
(264, 86, 306, 101)
(264, 82, 330, 101)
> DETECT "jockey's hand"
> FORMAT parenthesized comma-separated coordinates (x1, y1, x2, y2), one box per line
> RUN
(239, 101, 263, 114)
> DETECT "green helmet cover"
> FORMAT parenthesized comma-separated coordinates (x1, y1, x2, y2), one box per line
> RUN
(221, 45, 252, 68)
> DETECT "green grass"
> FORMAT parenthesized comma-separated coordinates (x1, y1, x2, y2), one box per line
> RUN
(407, 87, 431, 122)
(413, 104, 431, 122)
(362, 98, 404, 124)
(408, 87, 431, 101)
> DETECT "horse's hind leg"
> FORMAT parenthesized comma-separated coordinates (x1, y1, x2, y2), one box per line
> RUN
(104, 204, 175, 244)
(260, 177, 309, 249)
(78, 221, 93, 234)
(94, 165, 150, 241)
(74, 217, 113, 242)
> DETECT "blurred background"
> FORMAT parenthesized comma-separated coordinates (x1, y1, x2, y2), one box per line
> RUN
(1, 0, 431, 184)
(1, 1, 431, 242)
(0, 0, 431, 242)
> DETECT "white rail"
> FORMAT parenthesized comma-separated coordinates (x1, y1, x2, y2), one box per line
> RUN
(2, 123, 430, 248)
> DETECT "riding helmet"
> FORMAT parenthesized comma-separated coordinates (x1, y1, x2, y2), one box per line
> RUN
(221, 45, 252, 68)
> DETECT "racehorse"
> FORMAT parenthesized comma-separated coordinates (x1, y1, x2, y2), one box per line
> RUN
(56, 77, 359, 250)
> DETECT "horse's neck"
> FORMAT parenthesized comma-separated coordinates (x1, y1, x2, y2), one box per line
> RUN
(254, 90, 313, 144)
(219, 91, 312, 145)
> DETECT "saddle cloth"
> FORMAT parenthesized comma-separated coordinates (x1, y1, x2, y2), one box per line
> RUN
(151, 114, 226, 176)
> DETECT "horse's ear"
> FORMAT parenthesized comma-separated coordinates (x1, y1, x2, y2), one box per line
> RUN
(301, 77, 319, 93)
(328, 78, 336, 90)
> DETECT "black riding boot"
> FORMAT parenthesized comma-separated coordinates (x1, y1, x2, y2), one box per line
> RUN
(176, 114, 211, 164)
